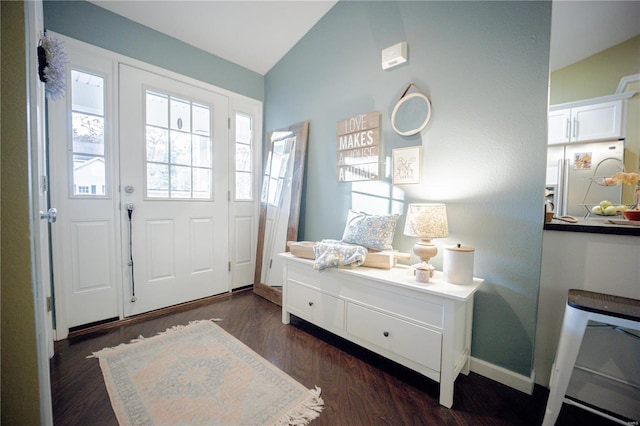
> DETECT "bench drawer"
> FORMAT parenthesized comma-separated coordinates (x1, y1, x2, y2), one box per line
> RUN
(347, 302, 442, 372)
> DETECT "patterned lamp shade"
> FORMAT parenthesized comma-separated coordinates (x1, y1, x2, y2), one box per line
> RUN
(403, 203, 449, 239)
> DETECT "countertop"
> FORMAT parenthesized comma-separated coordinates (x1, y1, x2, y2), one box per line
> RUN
(544, 216, 640, 236)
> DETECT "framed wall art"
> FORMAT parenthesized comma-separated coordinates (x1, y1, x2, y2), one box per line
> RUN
(392, 146, 421, 185)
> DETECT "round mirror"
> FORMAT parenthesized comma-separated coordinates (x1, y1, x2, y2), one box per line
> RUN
(391, 92, 432, 136)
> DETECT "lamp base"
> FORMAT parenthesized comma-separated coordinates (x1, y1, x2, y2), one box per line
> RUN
(413, 239, 437, 263)
(412, 239, 438, 278)
(413, 261, 435, 281)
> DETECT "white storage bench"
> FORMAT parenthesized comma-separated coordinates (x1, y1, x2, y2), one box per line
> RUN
(279, 252, 483, 408)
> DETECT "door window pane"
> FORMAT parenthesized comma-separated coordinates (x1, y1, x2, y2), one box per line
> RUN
(193, 168, 211, 199)
(170, 98, 191, 132)
(146, 127, 169, 163)
(170, 131, 191, 166)
(71, 70, 106, 197)
(145, 90, 213, 199)
(193, 135, 211, 168)
(72, 113, 104, 155)
(193, 104, 210, 136)
(147, 163, 169, 198)
(146, 91, 168, 128)
(171, 165, 192, 198)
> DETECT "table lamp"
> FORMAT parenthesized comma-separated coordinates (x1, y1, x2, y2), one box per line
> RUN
(403, 203, 448, 272)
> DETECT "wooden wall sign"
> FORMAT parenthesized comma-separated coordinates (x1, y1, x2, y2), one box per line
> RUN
(336, 111, 380, 182)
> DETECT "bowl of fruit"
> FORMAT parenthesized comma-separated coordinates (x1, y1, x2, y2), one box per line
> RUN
(590, 200, 628, 216)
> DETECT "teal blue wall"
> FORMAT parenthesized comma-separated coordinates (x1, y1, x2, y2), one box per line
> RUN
(43, 0, 552, 377)
(265, 1, 551, 376)
(43, 0, 263, 101)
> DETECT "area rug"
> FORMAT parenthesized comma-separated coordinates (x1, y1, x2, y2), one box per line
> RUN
(89, 320, 323, 425)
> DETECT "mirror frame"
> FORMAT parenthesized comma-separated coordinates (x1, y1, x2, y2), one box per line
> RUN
(391, 83, 432, 137)
(391, 92, 432, 136)
(253, 120, 309, 306)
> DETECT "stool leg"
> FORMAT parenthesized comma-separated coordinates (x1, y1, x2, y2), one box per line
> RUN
(542, 306, 589, 426)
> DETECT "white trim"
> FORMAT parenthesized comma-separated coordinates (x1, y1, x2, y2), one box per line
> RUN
(25, 1, 54, 424)
(549, 91, 636, 111)
(616, 73, 640, 94)
(470, 356, 536, 395)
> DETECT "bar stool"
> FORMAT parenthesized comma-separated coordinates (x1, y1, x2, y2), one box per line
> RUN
(542, 289, 640, 425)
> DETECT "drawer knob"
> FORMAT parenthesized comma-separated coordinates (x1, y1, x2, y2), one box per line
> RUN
(383, 331, 389, 337)
(308, 301, 314, 306)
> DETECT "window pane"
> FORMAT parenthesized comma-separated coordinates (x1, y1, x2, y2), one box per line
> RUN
(193, 168, 211, 199)
(170, 131, 191, 166)
(193, 104, 210, 136)
(235, 143, 251, 172)
(146, 126, 168, 163)
(236, 114, 251, 144)
(146, 91, 168, 128)
(193, 135, 211, 168)
(73, 155, 105, 195)
(236, 171, 252, 200)
(72, 112, 104, 155)
(170, 98, 191, 132)
(71, 70, 103, 115)
(171, 165, 191, 198)
(147, 163, 169, 197)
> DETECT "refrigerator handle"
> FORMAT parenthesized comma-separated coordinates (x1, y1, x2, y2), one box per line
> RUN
(561, 159, 570, 216)
(556, 159, 563, 216)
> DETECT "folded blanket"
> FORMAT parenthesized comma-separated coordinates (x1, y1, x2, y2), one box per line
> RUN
(313, 239, 368, 270)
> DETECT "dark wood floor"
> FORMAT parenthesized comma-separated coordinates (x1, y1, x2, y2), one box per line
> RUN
(51, 290, 617, 425)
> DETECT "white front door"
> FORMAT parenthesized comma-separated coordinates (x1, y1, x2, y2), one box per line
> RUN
(48, 36, 260, 335)
(119, 64, 230, 317)
(48, 49, 121, 334)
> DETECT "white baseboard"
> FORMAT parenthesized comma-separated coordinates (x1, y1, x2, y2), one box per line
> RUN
(470, 356, 535, 395)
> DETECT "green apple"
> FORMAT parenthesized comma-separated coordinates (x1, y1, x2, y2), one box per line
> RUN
(599, 200, 612, 210)
(591, 206, 603, 215)
(604, 205, 618, 216)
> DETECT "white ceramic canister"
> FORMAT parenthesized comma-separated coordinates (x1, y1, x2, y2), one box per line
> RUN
(443, 244, 475, 285)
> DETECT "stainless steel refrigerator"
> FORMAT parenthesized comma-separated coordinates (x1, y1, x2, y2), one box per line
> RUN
(546, 139, 624, 217)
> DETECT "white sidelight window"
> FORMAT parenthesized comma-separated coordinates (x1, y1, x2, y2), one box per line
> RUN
(234, 113, 253, 201)
(71, 70, 106, 197)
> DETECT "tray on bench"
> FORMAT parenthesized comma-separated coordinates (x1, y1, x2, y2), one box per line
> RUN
(287, 241, 410, 270)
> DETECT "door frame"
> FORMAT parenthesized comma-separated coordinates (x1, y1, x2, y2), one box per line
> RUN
(25, 1, 54, 423)
(47, 33, 263, 339)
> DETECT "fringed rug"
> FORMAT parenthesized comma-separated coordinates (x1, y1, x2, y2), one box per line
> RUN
(89, 320, 323, 425)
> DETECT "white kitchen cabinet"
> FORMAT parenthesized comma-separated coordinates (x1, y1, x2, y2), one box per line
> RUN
(548, 100, 623, 145)
(280, 253, 484, 408)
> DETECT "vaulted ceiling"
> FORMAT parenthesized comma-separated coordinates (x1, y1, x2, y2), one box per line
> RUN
(90, 1, 640, 75)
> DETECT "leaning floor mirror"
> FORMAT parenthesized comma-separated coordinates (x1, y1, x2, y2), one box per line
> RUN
(254, 121, 309, 306)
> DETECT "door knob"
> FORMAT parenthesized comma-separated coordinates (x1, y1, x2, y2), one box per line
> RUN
(40, 208, 58, 224)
